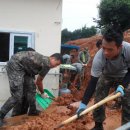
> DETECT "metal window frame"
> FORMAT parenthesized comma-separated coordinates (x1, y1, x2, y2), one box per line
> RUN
(0, 29, 35, 66)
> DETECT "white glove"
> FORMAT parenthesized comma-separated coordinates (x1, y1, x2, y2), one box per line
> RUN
(83, 64, 87, 67)
(41, 93, 49, 98)
(36, 89, 41, 95)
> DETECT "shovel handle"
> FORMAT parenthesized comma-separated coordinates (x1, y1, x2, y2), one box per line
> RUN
(56, 92, 121, 129)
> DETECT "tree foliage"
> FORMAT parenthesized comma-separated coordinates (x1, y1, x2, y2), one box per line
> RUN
(61, 26, 97, 43)
(96, 0, 130, 31)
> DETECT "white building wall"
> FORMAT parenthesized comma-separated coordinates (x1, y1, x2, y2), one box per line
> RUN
(0, 0, 62, 101)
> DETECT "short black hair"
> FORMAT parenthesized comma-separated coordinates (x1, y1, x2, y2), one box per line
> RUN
(96, 39, 102, 48)
(26, 47, 35, 51)
(50, 53, 63, 63)
(103, 27, 123, 47)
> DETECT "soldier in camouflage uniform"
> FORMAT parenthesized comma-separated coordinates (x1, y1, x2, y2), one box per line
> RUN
(11, 48, 36, 117)
(0, 51, 62, 126)
(77, 28, 130, 130)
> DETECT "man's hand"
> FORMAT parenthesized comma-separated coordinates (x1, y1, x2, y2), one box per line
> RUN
(116, 85, 124, 96)
(83, 64, 88, 67)
(76, 102, 87, 118)
(41, 93, 49, 98)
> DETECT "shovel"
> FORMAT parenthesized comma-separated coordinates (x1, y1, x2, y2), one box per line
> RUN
(55, 92, 122, 129)
(36, 89, 55, 110)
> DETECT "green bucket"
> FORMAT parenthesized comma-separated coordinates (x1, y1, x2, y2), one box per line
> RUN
(36, 89, 55, 110)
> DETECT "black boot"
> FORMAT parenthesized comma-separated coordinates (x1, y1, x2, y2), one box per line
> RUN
(91, 122, 104, 130)
(28, 105, 41, 116)
(0, 111, 6, 127)
(28, 109, 41, 116)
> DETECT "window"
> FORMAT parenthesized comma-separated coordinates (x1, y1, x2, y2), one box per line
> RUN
(0, 31, 34, 65)
(14, 36, 29, 54)
(0, 33, 10, 62)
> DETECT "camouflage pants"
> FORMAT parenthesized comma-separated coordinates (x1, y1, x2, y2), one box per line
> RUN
(12, 75, 36, 116)
(93, 74, 130, 125)
(1, 61, 25, 115)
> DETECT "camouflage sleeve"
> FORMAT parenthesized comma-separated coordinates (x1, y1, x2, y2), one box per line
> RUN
(38, 66, 50, 78)
(86, 51, 91, 64)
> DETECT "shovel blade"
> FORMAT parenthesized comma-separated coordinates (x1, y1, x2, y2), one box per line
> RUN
(36, 89, 55, 110)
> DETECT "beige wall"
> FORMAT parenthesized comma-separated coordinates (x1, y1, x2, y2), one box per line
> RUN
(0, 0, 62, 101)
(0, 0, 62, 55)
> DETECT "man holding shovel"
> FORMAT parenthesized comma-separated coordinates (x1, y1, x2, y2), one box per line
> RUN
(0, 51, 62, 127)
(77, 27, 130, 130)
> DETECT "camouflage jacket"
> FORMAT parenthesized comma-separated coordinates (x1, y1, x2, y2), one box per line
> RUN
(7, 51, 50, 77)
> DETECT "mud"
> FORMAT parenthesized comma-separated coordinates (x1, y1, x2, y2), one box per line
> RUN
(2, 104, 93, 130)
(1, 102, 121, 130)
(56, 94, 74, 106)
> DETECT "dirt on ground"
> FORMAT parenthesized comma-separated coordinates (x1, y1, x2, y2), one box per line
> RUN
(1, 30, 130, 130)
(1, 101, 121, 130)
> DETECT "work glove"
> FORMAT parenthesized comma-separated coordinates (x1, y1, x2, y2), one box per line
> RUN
(116, 85, 124, 97)
(76, 102, 87, 118)
(83, 64, 88, 67)
(41, 93, 49, 98)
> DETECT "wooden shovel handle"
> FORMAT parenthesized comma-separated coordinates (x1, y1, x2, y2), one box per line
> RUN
(56, 92, 121, 128)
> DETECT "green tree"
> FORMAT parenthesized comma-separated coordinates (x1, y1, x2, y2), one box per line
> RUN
(61, 29, 72, 44)
(61, 26, 97, 43)
(96, 0, 130, 31)
(81, 26, 97, 38)
(71, 29, 82, 40)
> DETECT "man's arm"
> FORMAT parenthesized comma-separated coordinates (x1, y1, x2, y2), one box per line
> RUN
(122, 42, 130, 87)
(122, 68, 130, 88)
(82, 76, 98, 105)
(115, 68, 130, 97)
(76, 76, 98, 116)
(35, 75, 44, 93)
(76, 50, 103, 114)
(82, 49, 103, 105)
(36, 65, 50, 93)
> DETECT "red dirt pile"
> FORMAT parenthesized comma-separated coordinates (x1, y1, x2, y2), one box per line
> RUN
(4, 105, 93, 130)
